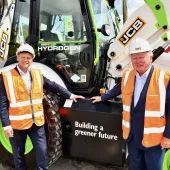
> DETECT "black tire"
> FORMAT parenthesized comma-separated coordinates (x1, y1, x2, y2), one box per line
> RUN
(43, 89, 62, 166)
(0, 89, 62, 170)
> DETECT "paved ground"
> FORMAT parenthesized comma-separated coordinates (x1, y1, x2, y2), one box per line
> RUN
(49, 157, 128, 170)
(0, 157, 128, 170)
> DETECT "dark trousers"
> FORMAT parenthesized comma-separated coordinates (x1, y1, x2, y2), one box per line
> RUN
(128, 137, 165, 170)
(9, 124, 48, 170)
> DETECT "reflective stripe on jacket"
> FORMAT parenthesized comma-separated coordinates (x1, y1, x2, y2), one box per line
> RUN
(121, 68, 169, 147)
(2, 68, 44, 130)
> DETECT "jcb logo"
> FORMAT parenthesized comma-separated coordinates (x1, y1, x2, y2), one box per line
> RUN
(0, 30, 8, 60)
(118, 17, 146, 46)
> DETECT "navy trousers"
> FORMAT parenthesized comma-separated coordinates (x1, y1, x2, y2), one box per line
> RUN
(128, 137, 165, 170)
(9, 124, 48, 170)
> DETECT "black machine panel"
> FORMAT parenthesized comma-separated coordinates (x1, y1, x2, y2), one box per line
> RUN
(59, 99, 126, 166)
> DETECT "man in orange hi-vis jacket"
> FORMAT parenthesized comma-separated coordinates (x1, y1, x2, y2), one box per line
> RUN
(0, 43, 84, 170)
(91, 38, 170, 170)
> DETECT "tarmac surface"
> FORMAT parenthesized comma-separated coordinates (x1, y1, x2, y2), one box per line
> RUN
(0, 157, 128, 170)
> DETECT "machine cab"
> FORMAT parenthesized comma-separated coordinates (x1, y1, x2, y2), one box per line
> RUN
(7, 0, 119, 94)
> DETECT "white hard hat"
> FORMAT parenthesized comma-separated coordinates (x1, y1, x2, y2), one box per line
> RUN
(16, 44, 35, 58)
(55, 53, 68, 62)
(129, 37, 152, 54)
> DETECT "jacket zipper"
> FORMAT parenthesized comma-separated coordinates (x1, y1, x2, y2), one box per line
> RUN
(30, 91, 35, 123)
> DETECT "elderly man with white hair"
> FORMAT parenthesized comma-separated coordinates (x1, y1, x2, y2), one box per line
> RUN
(91, 37, 170, 170)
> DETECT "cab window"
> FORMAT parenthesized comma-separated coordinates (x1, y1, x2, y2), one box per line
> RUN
(38, 0, 93, 89)
(8, 0, 30, 57)
(91, 0, 116, 43)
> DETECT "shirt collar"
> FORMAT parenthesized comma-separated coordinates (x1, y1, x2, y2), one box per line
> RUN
(135, 65, 152, 79)
(17, 65, 30, 76)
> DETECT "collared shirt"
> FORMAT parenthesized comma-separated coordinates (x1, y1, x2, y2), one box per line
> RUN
(17, 65, 32, 93)
(17, 65, 74, 99)
(134, 65, 152, 107)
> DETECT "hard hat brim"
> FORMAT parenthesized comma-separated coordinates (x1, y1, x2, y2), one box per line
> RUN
(129, 49, 151, 54)
(16, 51, 35, 59)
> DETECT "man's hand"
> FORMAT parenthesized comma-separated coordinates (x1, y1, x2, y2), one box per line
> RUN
(91, 96, 101, 103)
(4, 126, 14, 138)
(161, 137, 170, 149)
(70, 94, 85, 102)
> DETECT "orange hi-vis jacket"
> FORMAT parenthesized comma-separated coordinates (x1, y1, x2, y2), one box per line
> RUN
(2, 68, 44, 130)
(121, 67, 169, 147)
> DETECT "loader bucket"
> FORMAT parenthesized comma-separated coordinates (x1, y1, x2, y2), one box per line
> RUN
(163, 149, 170, 170)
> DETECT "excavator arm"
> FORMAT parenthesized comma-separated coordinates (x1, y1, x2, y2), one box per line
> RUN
(106, 0, 170, 89)
(0, 0, 15, 67)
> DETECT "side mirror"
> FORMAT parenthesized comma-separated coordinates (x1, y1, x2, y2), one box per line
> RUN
(97, 24, 111, 36)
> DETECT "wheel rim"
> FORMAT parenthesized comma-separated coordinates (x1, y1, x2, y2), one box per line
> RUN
(0, 121, 33, 154)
